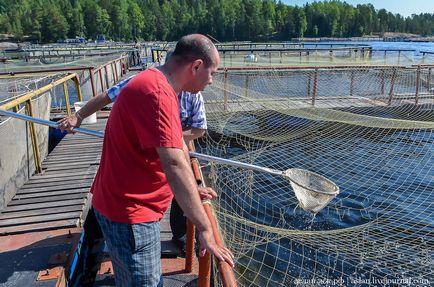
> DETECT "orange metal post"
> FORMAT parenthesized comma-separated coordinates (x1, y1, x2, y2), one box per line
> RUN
(198, 251, 212, 287)
(388, 68, 397, 106)
(224, 69, 228, 111)
(98, 69, 104, 92)
(202, 204, 237, 287)
(104, 65, 109, 88)
(312, 69, 318, 106)
(188, 144, 237, 287)
(185, 219, 195, 273)
(89, 68, 97, 98)
(113, 61, 119, 83)
(415, 66, 421, 104)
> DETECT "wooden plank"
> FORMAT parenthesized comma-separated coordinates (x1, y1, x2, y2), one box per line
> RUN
(43, 164, 97, 173)
(0, 219, 79, 235)
(14, 189, 89, 200)
(18, 182, 91, 194)
(41, 171, 96, 179)
(43, 160, 99, 168)
(28, 170, 93, 180)
(54, 142, 101, 149)
(48, 151, 100, 158)
(58, 135, 103, 141)
(45, 152, 100, 159)
(43, 155, 100, 163)
(8, 193, 87, 206)
(0, 205, 83, 220)
(21, 178, 93, 190)
(0, 211, 81, 227)
(2, 199, 85, 213)
(22, 176, 95, 188)
(46, 152, 101, 160)
(54, 142, 102, 149)
(58, 139, 103, 145)
(42, 161, 99, 168)
(48, 147, 102, 154)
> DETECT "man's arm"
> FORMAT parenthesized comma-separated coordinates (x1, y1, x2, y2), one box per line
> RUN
(58, 75, 135, 133)
(183, 128, 206, 143)
(57, 92, 112, 132)
(157, 146, 234, 266)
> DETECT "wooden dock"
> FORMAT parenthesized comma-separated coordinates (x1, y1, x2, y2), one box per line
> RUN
(0, 116, 198, 286)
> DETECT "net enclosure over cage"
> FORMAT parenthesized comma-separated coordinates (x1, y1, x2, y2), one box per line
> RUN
(198, 65, 433, 286)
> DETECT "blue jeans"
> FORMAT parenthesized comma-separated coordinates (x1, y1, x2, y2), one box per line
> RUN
(94, 209, 163, 287)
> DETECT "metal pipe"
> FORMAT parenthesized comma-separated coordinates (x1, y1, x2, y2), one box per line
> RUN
(0, 74, 78, 110)
(198, 250, 212, 287)
(0, 110, 104, 137)
(184, 219, 195, 273)
(312, 69, 318, 106)
(1, 111, 285, 178)
(89, 68, 97, 98)
(388, 68, 397, 106)
(415, 66, 421, 104)
(62, 82, 71, 116)
(189, 152, 282, 176)
(99, 69, 104, 92)
(72, 76, 83, 102)
(25, 101, 42, 174)
(224, 69, 228, 111)
(203, 203, 237, 287)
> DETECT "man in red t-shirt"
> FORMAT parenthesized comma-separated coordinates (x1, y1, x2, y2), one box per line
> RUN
(91, 34, 234, 286)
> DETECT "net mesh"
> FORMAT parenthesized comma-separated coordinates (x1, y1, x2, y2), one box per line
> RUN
(285, 168, 339, 214)
(199, 65, 433, 286)
(219, 49, 433, 67)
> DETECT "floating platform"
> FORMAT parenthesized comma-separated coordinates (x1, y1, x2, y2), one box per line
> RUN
(0, 116, 197, 286)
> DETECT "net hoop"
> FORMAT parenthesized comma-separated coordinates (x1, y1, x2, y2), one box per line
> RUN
(285, 168, 340, 196)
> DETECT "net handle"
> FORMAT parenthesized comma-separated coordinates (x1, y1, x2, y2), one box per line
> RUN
(0, 109, 284, 174)
(189, 151, 283, 176)
(0, 109, 283, 174)
(1, 109, 339, 196)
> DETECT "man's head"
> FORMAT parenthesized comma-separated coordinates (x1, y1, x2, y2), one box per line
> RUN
(169, 34, 220, 93)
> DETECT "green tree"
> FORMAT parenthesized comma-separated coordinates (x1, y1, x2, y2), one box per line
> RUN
(128, 1, 144, 39)
(109, 0, 130, 41)
(41, 4, 69, 42)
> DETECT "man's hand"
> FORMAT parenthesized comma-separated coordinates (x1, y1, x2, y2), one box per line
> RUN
(198, 229, 235, 268)
(57, 113, 82, 133)
(198, 187, 217, 200)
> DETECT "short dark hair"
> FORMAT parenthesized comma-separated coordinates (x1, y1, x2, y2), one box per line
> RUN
(171, 34, 216, 67)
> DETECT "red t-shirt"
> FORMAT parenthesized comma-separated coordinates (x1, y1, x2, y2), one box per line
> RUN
(91, 68, 183, 224)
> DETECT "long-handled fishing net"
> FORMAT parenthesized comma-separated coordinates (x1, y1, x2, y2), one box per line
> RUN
(0, 109, 340, 213)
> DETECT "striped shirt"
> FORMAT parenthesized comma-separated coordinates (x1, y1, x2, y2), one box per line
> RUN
(107, 75, 207, 130)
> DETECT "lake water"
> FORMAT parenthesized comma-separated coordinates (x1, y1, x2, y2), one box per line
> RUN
(197, 42, 433, 285)
(198, 111, 433, 285)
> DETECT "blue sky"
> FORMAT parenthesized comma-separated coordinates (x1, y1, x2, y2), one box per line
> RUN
(281, 0, 434, 17)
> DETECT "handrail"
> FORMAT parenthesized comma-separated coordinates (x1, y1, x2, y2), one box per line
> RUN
(0, 73, 81, 111)
(217, 64, 432, 71)
(188, 143, 237, 287)
(91, 55, 129, 95)
(0, 73, 83, 174)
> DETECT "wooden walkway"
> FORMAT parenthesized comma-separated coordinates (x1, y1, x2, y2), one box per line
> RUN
(0, 120, 105, 235)
(0, 114, 197, 286)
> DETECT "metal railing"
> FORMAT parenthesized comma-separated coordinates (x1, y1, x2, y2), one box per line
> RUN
(0, 54, 129, 100)
(89, 55, 129, 97)
(0, 73, 82, 174)
(188, 143, 237, 287)
(217, 65, 434, 111)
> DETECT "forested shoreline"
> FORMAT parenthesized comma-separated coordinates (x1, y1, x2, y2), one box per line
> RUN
(0, 0, 433, 43)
